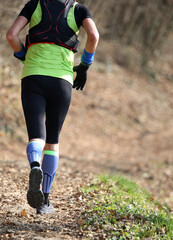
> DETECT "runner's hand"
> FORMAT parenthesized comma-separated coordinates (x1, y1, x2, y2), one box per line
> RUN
(14, 44, 26, 63)
(73, 63, 90, 91)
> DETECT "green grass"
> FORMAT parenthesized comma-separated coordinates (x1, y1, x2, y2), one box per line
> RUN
(80, 175, 173, 239)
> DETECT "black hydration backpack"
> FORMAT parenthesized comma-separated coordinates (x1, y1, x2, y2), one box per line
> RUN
(26, 0, 79, 52)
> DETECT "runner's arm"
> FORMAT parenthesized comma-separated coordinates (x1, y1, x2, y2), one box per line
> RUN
(82, 18, 99, 54)
(73, 18, 99, 90)
(6, 16, 28, 52)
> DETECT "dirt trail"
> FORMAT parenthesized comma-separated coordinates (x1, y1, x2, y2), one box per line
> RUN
(0, 155, 91, 240)
(0, 66, 173, 239)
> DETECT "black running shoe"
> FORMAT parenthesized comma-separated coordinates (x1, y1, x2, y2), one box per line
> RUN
(27, 167, 44, 209)
(36, 202, 55, 215)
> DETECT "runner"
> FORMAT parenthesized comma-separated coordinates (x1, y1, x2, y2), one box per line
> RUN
(6, 0, 99, 214)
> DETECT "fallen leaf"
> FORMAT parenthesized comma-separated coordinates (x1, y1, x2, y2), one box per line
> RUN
(150, 196, 155, 201)
(161, 228, 165, 234)
(21, 209, 27, 217)
(99, 236, 105, 240)
(78, 219, 85, 226)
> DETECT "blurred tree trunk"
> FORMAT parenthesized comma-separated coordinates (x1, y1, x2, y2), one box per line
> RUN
(2, 0, 173, 69)
(81, 0, 173, 67)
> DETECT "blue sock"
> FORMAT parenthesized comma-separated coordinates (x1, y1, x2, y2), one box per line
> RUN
(26, 141, 43, 168)
(42, 150, 59, 194)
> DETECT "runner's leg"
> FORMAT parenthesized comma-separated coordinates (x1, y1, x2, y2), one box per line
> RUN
(38, 78, 72, 213)
(21, 76, 47, 208)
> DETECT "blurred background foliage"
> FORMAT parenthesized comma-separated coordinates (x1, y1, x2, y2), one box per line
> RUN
(0, 0, 173, 72)
(81, 0, 173, 68)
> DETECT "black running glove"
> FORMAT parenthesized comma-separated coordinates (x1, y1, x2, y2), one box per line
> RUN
(73, 62, 90, 91)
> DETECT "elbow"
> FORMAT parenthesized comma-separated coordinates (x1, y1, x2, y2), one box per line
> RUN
(88, 31, 99, 44)
(6, 30, 16, 43)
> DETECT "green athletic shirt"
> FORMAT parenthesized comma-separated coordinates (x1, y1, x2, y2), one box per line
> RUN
(19, 0, 92, 84)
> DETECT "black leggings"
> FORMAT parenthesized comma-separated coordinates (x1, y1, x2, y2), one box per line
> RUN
(21, 75, 72, 144)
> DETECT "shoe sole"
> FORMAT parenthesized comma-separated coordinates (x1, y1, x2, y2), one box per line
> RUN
(37, 203, 55, 215)
(27, 167, 44, 209)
